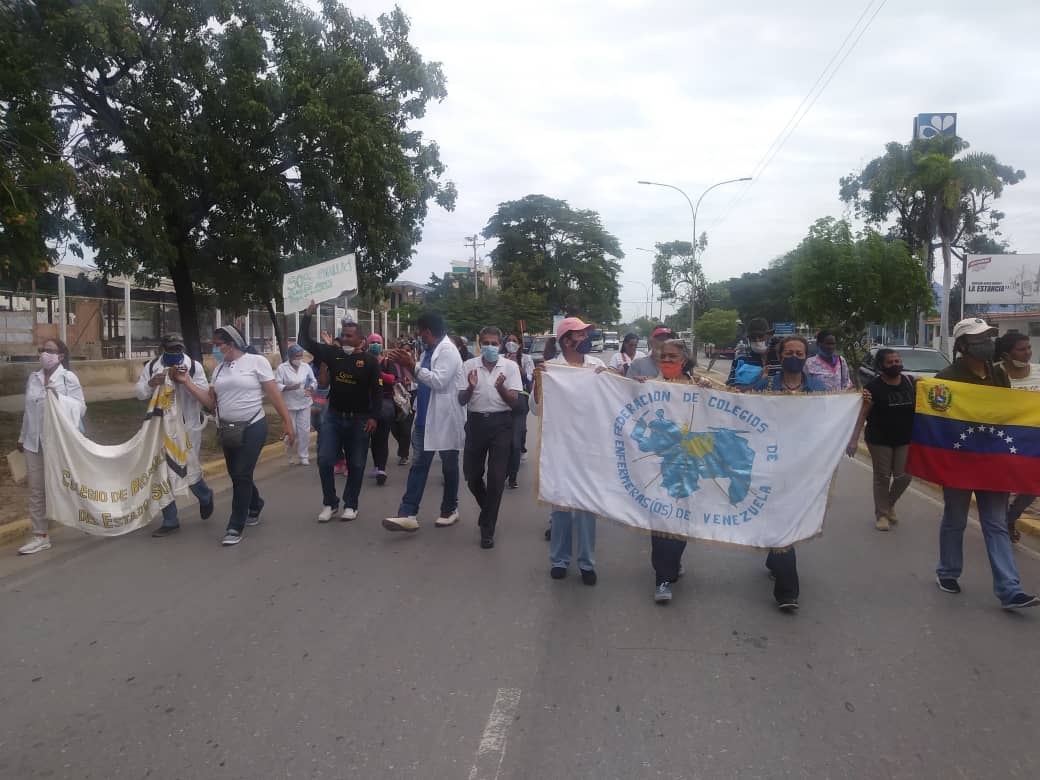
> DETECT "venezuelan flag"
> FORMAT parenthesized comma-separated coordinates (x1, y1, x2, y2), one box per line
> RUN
(907, 377, 1040, 493)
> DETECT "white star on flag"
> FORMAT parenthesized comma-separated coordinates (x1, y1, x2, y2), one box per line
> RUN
(1006, 436, 1014, 444)
(953, 442, 962, 449)
(960, 432, 968, 440)
(1010, 447, 1018, 454)
(967, 427, 975, 434)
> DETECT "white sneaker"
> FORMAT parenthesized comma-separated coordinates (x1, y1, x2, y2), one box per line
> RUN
(317, 506, 335, 523)
(435, 510, 460, 528)
(340, 507, 358, 521)
(300, 458, 309, 466)
(288, 456, 298, 466)
(18, 535, 52, 555)
(382, 515, 419, 532)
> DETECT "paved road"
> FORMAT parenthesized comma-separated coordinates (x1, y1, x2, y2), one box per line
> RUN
(2, 424, 1039, 779)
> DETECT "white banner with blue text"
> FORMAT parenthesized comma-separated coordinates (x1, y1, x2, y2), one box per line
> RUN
(43, 387, 191, 536)
(538, 366, 861, 548)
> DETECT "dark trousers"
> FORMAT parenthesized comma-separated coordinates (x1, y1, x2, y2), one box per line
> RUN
(463, 411, 513, 538)
(507, 401, 529, 481)
(318, 411, 370, 510)
(651, 535, 687, 585)
(391, 413, 414, 459)
(370, 415, 391, 470)
(766, 548, 799, 603)
(222, 417, 268, 533)
(1008, 494, 1037, 524)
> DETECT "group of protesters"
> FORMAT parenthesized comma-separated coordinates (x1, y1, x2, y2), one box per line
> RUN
(13, 304, 1039, 612)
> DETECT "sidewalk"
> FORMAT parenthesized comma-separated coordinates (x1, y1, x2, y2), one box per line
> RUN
(0, 382, 139, 413)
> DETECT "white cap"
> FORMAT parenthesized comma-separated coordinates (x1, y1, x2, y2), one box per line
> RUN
(951, 317, 997, 340)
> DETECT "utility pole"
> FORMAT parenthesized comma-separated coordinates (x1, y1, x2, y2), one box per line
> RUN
(464, 235, 486, 300)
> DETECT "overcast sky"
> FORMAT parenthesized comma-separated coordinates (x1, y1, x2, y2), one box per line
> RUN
(345, 0, 1040, 322)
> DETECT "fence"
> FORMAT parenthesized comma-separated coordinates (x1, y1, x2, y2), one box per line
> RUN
(0, 287, 414, 361)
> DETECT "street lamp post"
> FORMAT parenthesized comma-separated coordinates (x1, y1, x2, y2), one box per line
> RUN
(628, 279, 652, 319)
(637, 177, 751, 350)
(634, 247, 657, 319)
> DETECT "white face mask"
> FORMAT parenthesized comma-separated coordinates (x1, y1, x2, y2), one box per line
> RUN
(505, 341, 520, 354)
(1011, 359, 1031, 369)
(39, 351, 61, 370)
(290, 359, 301, 368)
(342, 345, 354, 356)
(750, 340, 768, 354)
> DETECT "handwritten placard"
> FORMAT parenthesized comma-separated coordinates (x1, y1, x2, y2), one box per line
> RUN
(282, 254, 358, 313)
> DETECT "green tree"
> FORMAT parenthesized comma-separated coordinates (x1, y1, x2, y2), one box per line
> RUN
(723, 257, 796, 325)
(424, 273, 503, 336)
(482, 194, 622, 330)
(620, 316, 656, 338)
(790, 218, 933, 372)
(5, 1, 455, 357)
(651, 238, 707, 323)
(695, 308, 740, 348)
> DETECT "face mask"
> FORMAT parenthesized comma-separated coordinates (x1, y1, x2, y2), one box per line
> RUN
(342, 345, 355, 356)
(818, 348, 834, 361)
(39, 351, 61, 370)
(660, 361, 684, 380)
(881, 365, 902, 378)
(750, 340, 768, 354)
(576, 338, 593, 355)
(481, 345, 500, 363)
(369, 344, 383, 355)
(290, 359, 302, 368)
(782, 356, 806, 373)
(505, 341, 519, 354)
(964, 341, 993, 362)
(1011, 359, 1030, 369)
(161, 352, 184, 367)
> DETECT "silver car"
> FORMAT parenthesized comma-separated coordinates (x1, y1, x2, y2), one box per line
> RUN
(859, 345, 951, 384)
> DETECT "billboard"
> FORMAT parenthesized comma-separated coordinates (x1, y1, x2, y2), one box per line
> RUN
(914, 113, 957, 139)
(964, 254, 1040, 306)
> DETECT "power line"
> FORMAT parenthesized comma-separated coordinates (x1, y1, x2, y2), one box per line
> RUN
(707, 0, 888, 232)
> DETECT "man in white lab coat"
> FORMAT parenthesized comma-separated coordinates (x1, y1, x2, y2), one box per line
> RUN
(135, 332, 214, 537)
(382, 311, 465, 532)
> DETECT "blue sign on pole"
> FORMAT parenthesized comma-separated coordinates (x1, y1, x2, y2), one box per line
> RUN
(773, 322, 795, 335)
(914, 113, 957, 139)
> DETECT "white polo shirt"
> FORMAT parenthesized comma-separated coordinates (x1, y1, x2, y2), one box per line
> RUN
(213, 353, 275, 422)
(460, 355, 523, 413)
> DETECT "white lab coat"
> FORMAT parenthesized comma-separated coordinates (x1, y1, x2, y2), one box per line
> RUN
(415, 335, 466, 452)
(19, 365, 86, 453)
(135, 355, 208, 481)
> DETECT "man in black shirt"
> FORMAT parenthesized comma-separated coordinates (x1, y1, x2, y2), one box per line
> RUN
(299, 301, 381, 522)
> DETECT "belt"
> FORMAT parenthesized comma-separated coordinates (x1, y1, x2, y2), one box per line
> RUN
(468, 410, 512, 419)
(327, 408, 368, 418)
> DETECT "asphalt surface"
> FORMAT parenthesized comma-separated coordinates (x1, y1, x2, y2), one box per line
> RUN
(3, 391, 1040, 779)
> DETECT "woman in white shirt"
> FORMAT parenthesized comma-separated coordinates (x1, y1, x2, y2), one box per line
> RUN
(173, 325, 295, 546)
(997, 331, 1040, 542)
(609, 333, 645, 376)
(503, 333, 534, 489)
(276, 344, 315, 466)
(16, 338, 86, 555)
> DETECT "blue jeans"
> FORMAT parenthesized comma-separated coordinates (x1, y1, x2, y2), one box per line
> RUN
(937, 488, 1023, 603)
(397, 425, 459, 517)
(222, 417, 268, 533)
(160, 479, 214, 528)
(549, 509, 596, 571)
(318, 411, 370, 510)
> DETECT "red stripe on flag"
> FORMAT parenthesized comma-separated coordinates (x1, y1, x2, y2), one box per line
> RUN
(906, 443, 1040, 493)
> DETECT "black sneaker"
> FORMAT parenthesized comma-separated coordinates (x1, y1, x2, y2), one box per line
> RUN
(245, 498, 265, 527)
(199, 498, 214, 520)
(580, 569, 597, 586)
(936, 577, 961, 594)
(654, 582, 673, 603)
(1002, 593, 1040, 610)
(221, 530, 242, 546)
(151, 525, 179, 538)
(508, 479, 518, 489)
(777, 599, 799, 611)
(544, 525, 551, 541)
(480, 537, 494, 550)
(397, 456, 409, 466)
(550, 566, 567, 580)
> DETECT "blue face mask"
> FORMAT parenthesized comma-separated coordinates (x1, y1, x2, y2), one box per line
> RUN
(576, 338, 593, 354)
(481, 344, 500, 363)
(818, 348, 834, 361)
(161, 352, 184, 367)
(369, 344, 383, 355)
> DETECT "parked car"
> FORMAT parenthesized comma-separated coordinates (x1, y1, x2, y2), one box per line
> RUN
(637, 337, 649, 352)
(858, 345, 951, 385)
(602, 331, 620, 351)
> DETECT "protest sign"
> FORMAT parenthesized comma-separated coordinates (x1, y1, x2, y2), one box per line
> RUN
(282, 254, 358, 314)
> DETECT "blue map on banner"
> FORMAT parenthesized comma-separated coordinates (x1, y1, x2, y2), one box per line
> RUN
(630, 410, 755, 505)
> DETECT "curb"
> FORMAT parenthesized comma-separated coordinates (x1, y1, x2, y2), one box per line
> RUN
(1, 432, 316, 549)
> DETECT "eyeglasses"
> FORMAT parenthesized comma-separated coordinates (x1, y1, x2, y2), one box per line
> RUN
(38, 347, 61, 355)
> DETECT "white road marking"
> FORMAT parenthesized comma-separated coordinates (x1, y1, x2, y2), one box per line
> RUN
(845, 456, 1040, 561)
(468, 687, 522, 780)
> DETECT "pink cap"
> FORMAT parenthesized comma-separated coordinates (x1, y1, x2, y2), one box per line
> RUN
(651, 326, 675, 339)
(555, 317, 592, 341)
(367, 333, 383, 345)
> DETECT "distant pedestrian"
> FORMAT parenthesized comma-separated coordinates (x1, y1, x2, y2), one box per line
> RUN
(933, 318, 1038, 609)
(727, 317, 781, 388)
(503, 333, 534, 489)
(390, 338, 417, 466)
(16, 338, 85, 555)
(173, 325, 296, 546)
(804, 330, 853, 391)
(453, 335, 473, 362)
(628, 325, 676, 379)
(382, 311, 466, 532)
(609, 333, 645, 376)
(543, 335, 557, 362)
(458, 327, 523, 548)
(846, 348, 915, 531)
(297, 304, 381, 522)
(996, 331, 1039, 543)
(137, 333, 215, 538)
(276, 344, 315, 466)
(366, 334, 397, 486)
(532, 316, 606, 585)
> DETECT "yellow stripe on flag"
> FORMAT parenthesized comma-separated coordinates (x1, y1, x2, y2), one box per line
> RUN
(915, 376, 1040, 427)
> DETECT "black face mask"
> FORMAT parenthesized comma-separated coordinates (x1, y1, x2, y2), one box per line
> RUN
(881, 365, 902, 378)
(964, 341, 994, 362)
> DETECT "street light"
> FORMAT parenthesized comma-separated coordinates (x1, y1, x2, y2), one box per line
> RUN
(637, 177, 751, 349)
(634, 247, 657, 320)
(627, 279, 651, 319)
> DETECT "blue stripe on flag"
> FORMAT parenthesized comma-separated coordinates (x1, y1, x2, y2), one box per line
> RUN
(911, 414, 1040, 458)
